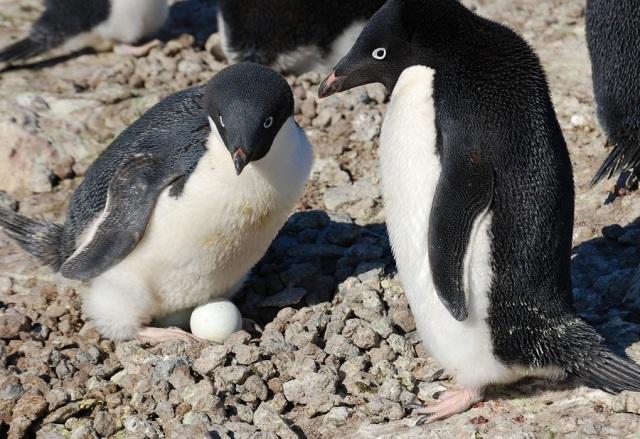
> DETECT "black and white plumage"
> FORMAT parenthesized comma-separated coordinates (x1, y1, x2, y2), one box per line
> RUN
(217, 0, 385, 75)
(586, 0, 640, 184)
(0, 63, 313, 342)
(319, 0, 640, 423)
(0, 0, 168, 63)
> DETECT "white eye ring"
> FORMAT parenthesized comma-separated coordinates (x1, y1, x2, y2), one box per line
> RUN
(263, 116, 274, 128)
(372, 47, 387, 60)
(219, 115, 225, 127)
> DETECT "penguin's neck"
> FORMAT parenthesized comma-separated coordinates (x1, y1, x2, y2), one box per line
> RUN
(254, 117, 313, 190)
(207, 117, 313, 202)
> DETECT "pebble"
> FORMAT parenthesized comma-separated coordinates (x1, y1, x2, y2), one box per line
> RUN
(253, 403, 298, 439)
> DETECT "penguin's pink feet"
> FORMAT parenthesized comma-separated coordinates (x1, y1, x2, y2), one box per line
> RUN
(114, 39, 161, 57)
(405, 387, 483, 424)
(136, 326, 200, 344)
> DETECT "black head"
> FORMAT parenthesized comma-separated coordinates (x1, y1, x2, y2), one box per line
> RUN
(204, 63, 294, 174)
(318, 0, 469, 97)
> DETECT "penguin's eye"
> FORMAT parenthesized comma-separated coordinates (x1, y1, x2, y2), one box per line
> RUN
(219, 115, 225, 128)
(263, 116, 274, 128)
(372, 48, 387, 60)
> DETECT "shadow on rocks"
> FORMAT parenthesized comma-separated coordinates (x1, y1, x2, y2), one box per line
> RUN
(235, 210, 394, 326)
(571, 218, 640, 357)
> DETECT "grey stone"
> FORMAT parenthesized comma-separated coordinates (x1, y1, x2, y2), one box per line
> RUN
(193, 345, 229, 376)
(325, 334, 360, 359)
(618, 228, 640, 246)
(253, 403, 297, 439)
(602, 224, 624, 240)
(283, 370, 337, 415)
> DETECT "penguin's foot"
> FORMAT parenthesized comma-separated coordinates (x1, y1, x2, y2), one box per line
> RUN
(114, 39, 161, 57)
(136, 326, 200, 344)
(406, 387, 483, 424)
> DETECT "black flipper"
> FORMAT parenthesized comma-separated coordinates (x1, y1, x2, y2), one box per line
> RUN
(428, 146, 494, 321)
(60, 153, 185, 281)
(0, 206, 64, 270)
(591, 132, 640, 185)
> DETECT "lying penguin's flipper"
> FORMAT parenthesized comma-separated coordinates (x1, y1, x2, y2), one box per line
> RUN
(60, 153, 185, 281)
(428, 146, 494, 321)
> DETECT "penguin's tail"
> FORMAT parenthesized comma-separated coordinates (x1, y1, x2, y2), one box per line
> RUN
(562, 319, 640, 393)
(0, 206, 64, 271)
(570, 349, 640, 393)
(0, 31, 52, 63)
(591, 131, 640, 185)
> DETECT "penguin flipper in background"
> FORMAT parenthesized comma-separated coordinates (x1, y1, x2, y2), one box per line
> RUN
(429, 142, 494, 322)
(0, 0, 110, 62)
(60, 153, 185, 281)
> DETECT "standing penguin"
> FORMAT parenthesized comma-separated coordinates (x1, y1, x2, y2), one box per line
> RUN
(217, 0, 385, 75)
(0, 0, 169, 63)
(586, 0, 640, 186)
(319, 0, 640, 423)
(0, 63, 313, 342)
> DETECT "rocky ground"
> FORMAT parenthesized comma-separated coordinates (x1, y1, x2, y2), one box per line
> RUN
(1, 0, 640, 438)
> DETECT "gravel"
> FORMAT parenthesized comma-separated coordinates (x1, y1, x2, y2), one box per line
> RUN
(1, 0, 640, 437)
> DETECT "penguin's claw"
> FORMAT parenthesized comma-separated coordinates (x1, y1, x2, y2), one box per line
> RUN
(136, 326, 201, 344)
(114, 39, 161, 57)
(429, 368, 451, 382)
(407, 387, 483, 424)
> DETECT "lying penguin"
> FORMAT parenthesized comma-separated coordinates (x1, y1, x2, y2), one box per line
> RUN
(0, 62, 313, 342)
(319, 0, 640, 423)
(216, 0, 385, 75)
(586, 0, 640, 190)
(0, 0, 169, 63)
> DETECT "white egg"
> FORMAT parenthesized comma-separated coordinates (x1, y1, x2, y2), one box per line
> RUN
(190, 299, 243, 343)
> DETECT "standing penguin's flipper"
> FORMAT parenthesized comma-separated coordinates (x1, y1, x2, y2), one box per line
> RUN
(428, 146, 494, 321)
(60, 153, 185, 281)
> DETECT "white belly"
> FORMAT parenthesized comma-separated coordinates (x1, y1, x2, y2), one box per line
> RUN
(115, 154, 291, 314)
(379, 66, 511, 388)
(96, 0, 168, 43)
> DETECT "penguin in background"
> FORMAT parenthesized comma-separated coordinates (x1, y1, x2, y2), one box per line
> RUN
(216, 0, 386, 75)
(0, 0, 169, 63)
(0, 63, 313, 342)
(586, 0, 640, 190)
(319, 0, 640, 423)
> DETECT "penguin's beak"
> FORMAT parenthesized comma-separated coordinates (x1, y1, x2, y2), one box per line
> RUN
(232, 147, 249, 175)
(318, 72, 347, 98)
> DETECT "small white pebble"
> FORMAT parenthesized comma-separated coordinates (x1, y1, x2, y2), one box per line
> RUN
(190, 299, 243, 343)
(570, 114, 586, 127)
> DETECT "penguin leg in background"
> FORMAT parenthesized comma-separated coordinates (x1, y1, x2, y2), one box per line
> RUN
(113, 39, 161, 57)
(63, 153, 195, 341)
(416, 145, 494, 423)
